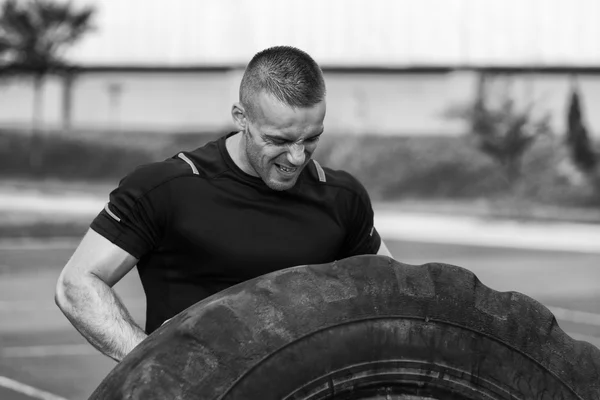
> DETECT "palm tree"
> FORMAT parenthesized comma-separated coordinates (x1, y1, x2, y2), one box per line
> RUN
(0, 0, 95, 169)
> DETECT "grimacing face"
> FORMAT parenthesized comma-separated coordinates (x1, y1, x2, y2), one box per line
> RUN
(241, 91, 326, 191)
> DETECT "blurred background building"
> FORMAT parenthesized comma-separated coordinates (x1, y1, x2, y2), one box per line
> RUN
(1, 0, 600, 137)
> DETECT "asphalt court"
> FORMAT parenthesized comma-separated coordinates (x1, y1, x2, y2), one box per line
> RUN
(1, 239, 599, 399)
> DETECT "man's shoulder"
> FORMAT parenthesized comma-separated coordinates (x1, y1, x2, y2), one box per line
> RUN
(177, 133, 232, 179)
(119, 134, 227, 193)
(117, 155, 199, 195)
(309, 160, 368, 199)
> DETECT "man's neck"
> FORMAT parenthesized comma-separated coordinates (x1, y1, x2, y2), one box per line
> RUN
(225, 131, 256, 176)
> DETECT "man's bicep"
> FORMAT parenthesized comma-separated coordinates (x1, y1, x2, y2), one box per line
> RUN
(59, 228, 139, 288)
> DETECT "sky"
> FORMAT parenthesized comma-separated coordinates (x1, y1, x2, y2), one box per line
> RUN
(47, 0, 600, 67)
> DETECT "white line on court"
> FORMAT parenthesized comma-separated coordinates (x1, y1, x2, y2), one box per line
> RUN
(0, 193, 103, 215)
(0, 211, 598, 253)
(548, 306, 600, 327)
(1, 300, 599, 328)
(1, 302, 596, 327)
(0, 238, 79, 251)
(0, 376, 69, 400)
(0, 299, 145, 312)
(375, 212, 600, 254)
(1, 344, 97, 358)
(565, 332, 600, 349)
(1, 331, 597, 359)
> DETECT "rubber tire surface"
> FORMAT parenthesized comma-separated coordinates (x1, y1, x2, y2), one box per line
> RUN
(89, 255, 600, 399)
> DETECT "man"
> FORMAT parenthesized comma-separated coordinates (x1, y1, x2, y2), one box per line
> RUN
(55, 46, 393, 362)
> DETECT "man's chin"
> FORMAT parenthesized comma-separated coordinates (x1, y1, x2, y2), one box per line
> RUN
(263, 173, 299, 191)
(265, 179, 296, 191)
(262, 165, 304, 191)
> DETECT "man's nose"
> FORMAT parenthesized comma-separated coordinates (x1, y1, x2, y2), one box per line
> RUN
(287, 143, 306, 166)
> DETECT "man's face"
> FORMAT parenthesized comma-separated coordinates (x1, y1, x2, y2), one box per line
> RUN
(243, 91, 326, 191)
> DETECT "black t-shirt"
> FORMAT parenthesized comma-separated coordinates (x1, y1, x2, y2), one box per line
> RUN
(91, 132, 381, 333)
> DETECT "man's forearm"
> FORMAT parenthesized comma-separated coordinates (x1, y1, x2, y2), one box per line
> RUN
(55, 274, 147, 362)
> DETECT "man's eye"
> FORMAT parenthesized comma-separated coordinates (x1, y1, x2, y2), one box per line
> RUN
(306, 136, 321, 143)
(271, 139, 287, 146)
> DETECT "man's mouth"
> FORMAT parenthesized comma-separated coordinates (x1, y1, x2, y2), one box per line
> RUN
(275, 164, 298, 174)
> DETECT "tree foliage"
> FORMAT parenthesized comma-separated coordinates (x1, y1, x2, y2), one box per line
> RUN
(0, 0, 95, 75)
(450, 73, 552, 187)
(566, 85, 597, 173)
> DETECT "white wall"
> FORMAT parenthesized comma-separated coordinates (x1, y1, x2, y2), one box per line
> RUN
(1, 70, 598, 137)
(69, 71, 239, 130)
(0, 76, 63, 128)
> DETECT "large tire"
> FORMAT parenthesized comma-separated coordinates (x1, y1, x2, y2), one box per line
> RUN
(90, 255, 600, 399)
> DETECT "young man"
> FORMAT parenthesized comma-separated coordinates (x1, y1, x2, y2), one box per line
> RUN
(55, 46, 393, 362)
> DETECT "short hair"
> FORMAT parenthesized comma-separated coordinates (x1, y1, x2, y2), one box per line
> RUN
(239, 46, 326, 120)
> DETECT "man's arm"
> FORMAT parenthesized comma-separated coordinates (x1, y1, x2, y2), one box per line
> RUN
(377, 237, 394, 258)
(55, 228, 147, 362)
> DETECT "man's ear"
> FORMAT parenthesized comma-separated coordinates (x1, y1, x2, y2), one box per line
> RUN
(231, 102, 248, 131)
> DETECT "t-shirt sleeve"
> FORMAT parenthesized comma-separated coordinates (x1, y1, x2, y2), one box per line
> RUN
(90, 165, 169, 259)
(339, 177, 382, 258)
